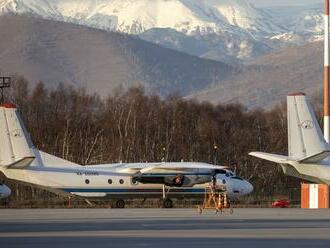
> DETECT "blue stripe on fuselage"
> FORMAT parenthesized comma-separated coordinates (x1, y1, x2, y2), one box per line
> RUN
(59, 188, 206, 193)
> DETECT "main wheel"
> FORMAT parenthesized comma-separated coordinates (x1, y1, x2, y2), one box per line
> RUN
(115, 199, 125, 208)
(162, 198, 173, 208)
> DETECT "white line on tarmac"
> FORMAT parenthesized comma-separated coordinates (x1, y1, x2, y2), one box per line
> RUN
(1, 228, 330, 239)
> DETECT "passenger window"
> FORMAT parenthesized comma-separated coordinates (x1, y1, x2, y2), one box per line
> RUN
(119, 179, 124, 184)
(85, 179, 90, 184)
(108, 179, 112, 184)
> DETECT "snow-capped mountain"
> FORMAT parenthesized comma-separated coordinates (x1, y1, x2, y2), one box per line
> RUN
(268, 4, 323, 44)
(0, 0, 325, 62)
(0, 0, 284, 35)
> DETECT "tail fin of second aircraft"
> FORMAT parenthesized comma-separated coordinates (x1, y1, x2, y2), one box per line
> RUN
(250, 93, 330, 164)
(0, 103, 35, 168)
(287, 93, 330, 162)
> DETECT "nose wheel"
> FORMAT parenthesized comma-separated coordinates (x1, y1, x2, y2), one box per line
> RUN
(161, 184, 173, 208)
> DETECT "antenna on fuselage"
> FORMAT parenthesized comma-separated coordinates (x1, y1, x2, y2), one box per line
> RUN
(0, 76, 11, 104)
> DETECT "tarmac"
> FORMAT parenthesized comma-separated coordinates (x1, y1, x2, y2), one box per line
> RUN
(0, 208, 330, 248)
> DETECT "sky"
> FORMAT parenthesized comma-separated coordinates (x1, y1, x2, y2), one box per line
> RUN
(250, 0, 321, 7)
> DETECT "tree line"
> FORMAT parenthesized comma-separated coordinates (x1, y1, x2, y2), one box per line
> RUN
(1, 76, 304, 205)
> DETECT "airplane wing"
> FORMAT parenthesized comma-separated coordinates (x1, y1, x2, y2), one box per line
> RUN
(109, 162, 226, 173)
(126, 162, 227, 187)
(139, 163, 227, 174)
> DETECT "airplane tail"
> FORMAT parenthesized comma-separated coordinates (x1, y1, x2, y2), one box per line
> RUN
(250, 93, 330, 164)
(0, 103, 79, 170)
(0, 103, 36, 168)
(287, 93, 330, 162)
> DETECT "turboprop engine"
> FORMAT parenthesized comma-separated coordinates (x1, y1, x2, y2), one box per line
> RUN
(133, 173, 212, 187)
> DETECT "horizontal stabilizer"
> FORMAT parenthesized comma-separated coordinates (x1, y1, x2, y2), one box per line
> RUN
(249, 152, 289, 164)
(297, 150, 330, 163)
(6, 156, 35, 169)
(37, 151, 79, 167)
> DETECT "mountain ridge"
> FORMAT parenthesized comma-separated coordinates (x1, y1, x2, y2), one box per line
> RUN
(0, 0, 324, 63)
(191, 41, 323, 109)
(0, 15, 233, 97)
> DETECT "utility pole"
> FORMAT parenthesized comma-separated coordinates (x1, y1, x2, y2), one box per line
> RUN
(213, 144, 218, 165)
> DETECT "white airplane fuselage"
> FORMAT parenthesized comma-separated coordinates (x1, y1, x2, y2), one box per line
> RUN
(1, 161, 252, 199)
(279, 161, 330, 185)
(0, 102, 253, 204)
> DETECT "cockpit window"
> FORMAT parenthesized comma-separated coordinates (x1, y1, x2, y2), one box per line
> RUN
(231, 176, 243, 181)
(225, 172, 234, 177)
(215, 169, 226, 174)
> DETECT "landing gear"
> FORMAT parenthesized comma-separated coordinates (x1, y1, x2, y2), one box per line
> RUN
(114, 199, 125, 208)
(162, 198, 173, 208)
(161, 184, 173, 208)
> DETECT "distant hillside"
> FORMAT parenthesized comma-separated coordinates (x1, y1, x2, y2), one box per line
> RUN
(0, 15, 326, 109)
(0, 15, 233, 97)
(191, 41, 323, 109)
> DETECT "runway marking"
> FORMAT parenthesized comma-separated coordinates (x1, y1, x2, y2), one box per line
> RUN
(1, 228, 330, 239)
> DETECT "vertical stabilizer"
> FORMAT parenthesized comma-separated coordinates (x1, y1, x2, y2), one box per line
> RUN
(287, 93, 328, 160)
(0, 103, 35, 167)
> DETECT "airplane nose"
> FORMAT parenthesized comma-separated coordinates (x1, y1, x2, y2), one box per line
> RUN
(248, 182, 253, 194)
(246, 181, 253, 194)
(4, 186, 11, 198)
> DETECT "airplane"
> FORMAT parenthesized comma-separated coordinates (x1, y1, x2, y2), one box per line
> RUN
(0, 182, 11, 199)
(250, 93, 330, 185)
(0, 102, 253, 208)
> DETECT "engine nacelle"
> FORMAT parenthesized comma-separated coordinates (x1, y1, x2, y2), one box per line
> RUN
(134, 174, 211, 187)
(165, 174, 211, 187)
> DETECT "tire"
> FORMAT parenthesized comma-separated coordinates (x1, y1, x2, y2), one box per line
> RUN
(162, 198, 173, 208)
(115, 199, 125, 208)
